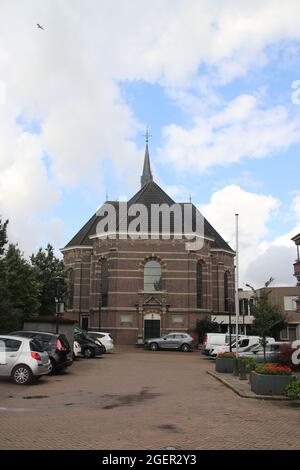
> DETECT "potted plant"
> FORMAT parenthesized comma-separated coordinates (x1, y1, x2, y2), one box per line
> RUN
(250, 363, 294, 396)
(215, 351, 235, 373)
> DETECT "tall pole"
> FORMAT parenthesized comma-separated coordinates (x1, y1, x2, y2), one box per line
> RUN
(235, 214, 240, 358)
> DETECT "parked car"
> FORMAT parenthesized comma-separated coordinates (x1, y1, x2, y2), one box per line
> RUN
(10, 331, 72, 374)
(73, 340, 82, 359)
(88, 331, 114, 353)
(202, 333, 234, 355)
(144, 332, 194, 352)
(0, 335, 50, 385)
(74, 327, 104, 358)
(209, 336, 275, 358)
(238, 341, 288, 363)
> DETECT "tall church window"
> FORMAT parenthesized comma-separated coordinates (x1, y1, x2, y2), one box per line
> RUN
(224, 271, 229, 312)
(100, 260, 109, 307)
(144, 260, 162, 291)
(68, 269, 74, 309)
(197, 262, 203, 308)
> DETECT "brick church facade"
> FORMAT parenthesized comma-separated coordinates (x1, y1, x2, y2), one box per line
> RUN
(62, 142, 235, 344)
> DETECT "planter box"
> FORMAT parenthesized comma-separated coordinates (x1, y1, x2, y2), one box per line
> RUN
(250, 371, 294, 396)
(215, 357, 235, 373)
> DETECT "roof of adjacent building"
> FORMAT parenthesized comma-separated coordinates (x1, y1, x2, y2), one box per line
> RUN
(63, 143, 234, 253)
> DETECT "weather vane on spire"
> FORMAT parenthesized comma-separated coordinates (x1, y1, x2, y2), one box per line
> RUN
(143, 125, 152, 144)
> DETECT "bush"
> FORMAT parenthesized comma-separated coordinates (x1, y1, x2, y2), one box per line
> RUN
(218, 352, 235, 359)
(255, 363, 292, 376)
(241, 357, 257, 373)
(284, 379, 300, 399)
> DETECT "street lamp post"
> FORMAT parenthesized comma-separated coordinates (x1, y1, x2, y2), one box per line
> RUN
(55, 276, 65, 334)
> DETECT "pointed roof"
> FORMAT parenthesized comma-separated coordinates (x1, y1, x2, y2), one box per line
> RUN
(140, 143, 153, 187)
(63, 180, 234, 253)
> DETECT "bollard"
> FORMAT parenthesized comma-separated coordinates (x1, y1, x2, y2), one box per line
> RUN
(233, 358, 239, 376)
(239, 358, 247, 380)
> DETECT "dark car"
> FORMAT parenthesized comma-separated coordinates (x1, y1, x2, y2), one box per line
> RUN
(74, 326, 105, 358)
(9, 331, 72, 374)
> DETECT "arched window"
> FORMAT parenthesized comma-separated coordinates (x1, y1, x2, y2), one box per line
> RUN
(68, 269, 74, 309)
(197, 262, 203, 308)
(224, 271, 229, 312)
(100, 260, 109, 307)
(144, 260, 162, 291)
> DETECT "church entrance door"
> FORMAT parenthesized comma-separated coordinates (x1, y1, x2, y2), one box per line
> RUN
(144, 319, 160, 340)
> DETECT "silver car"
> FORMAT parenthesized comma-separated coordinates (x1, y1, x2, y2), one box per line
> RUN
(144, 332, 194, 352)
(0, 335, 50, 385)
(238, 342, 286, 363)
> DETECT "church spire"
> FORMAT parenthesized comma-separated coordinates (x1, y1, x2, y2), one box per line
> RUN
(141, 126, 153, 187)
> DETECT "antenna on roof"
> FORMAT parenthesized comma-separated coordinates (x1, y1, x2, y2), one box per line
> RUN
(189, 193, 192, 203)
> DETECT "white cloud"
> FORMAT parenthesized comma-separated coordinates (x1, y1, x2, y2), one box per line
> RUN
(159, 94, 300, 173)
(201, 185, 300, 287)
(201, 184, 281, 285)
(1, 0, 300, 254)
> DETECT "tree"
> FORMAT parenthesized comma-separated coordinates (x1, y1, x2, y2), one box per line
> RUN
(5, 244, 41, 315)
(196, 314, 219, 344)
(248, 279, 286, 361)
(31, 244, 67, 315)
(0, 218, 41, 333)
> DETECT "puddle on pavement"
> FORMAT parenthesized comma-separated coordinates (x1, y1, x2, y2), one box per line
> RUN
(157, 424, 181, 434)
(102, 388, 160, 410)
(22, 395, 49, 400)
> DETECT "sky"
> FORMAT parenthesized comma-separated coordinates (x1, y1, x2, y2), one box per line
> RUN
(0, 0, 300, 288)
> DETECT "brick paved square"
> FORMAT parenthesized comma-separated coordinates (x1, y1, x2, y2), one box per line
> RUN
(0, 347, 299, 450)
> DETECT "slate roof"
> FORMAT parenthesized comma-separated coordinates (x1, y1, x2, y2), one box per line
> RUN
(64, 180, 234, 253)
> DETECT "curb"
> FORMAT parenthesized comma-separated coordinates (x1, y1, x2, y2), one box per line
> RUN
(207, 370, 300, 402)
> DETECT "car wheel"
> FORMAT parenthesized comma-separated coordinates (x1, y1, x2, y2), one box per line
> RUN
(12, 365, 33, 385)
(181, 343, 190, 352)
(48, 358, 56, 375)
(83, 347, 95, 358)
(149, 342, 158, 351)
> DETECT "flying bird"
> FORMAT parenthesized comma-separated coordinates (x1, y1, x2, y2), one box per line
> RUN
(37, 23, 44, 30)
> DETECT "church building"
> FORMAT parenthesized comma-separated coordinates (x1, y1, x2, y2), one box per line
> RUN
(62, 141, 235, 344)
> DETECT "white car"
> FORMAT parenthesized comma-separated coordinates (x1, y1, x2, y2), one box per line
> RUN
(73, 340, 82, 358)
(88, 331, 114, 352)
(0, 335, 50, 385)
(210, 336, 275, 358)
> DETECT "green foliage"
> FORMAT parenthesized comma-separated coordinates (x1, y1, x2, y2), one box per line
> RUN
(251, 289, 286, 338)
(0, 219, 67, 332)
(5, 244, 41, 314)
(196, 314, 219, 343)
(284, 379, 300, 399)
(241, 357, 257, 373)
(31, 244, 67, 315)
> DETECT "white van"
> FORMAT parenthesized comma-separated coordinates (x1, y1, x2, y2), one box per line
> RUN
(209, 336, 275, 358)
(202, 333, 235, 355)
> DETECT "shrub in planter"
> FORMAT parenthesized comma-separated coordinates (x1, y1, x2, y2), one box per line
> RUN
(241, 357, 257, 374)
(215, 352, 235, 373)
(255, 364, 292, 375)
(250, 363, 294, 396)
(284, 379, 300, 399)
(218, 352, 236, 359)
